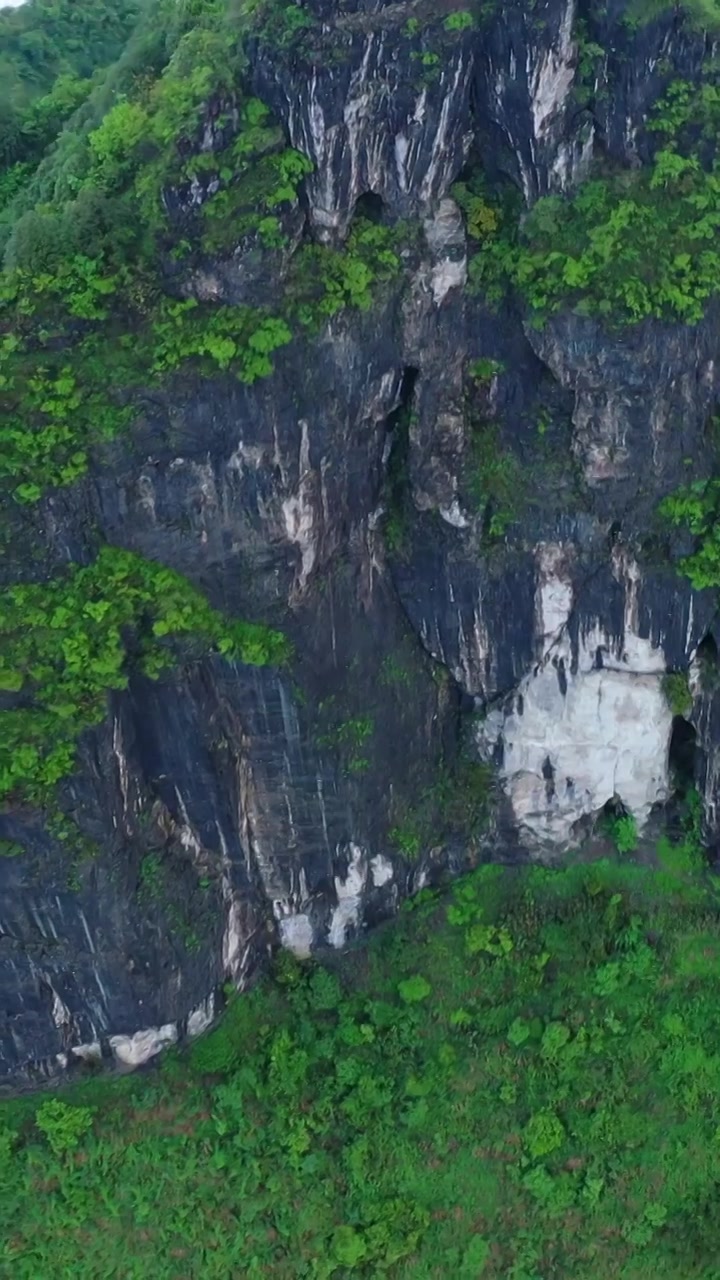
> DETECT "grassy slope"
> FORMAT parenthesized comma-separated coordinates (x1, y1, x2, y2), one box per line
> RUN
(3, 846, 720, 1278)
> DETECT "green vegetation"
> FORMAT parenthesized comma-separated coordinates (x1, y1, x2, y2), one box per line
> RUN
(464, 422, 524, 541)
(604, 810, 638, 855)
(0, 0, 407, 506)
(467, 356, 505, 383)
(379, 654, 415, 689)
(659, 479, 720, 589)
(33, 1097, 94, 1158)
(0, 0, 140, 103)
(0, 0, 307, 499)
(443, 10, 475, 31)
(138, 851, 205, 952)
(0, 546, 289, 808)
(318, 713, 375, 776)
(571, 20, 605, 108)
(463, 71, 720, 326)
(6, 830, 720, 1275)
(624, 0, 720, 32)
(390, 758, 494, 860)
(382, 392, 416, 559)
(0, 0, 406, 821)
(0, 211, 403, 502)
(662, 671, 694, 717)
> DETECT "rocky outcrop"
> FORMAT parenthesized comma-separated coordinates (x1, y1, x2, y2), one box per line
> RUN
(3, 0, 720, 1084)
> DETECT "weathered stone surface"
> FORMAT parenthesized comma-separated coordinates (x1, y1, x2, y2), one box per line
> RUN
(4, 0, 720, 1083)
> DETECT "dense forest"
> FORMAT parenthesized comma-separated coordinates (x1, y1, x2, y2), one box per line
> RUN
(0, 0, 141, 196)
(4, 0, 720, 1276)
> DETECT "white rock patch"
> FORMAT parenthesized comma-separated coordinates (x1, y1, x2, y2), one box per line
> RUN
(70, 1041, 103, 1064)
(370, 855, 394, 887)
(187, 995, 216, 1038)
(328, 844, 367, 948)
(529, 0, 576, 140)
(276, 911, 315, 959)
(478, 545, 673, 851)
(109, 1024, 178, 1068)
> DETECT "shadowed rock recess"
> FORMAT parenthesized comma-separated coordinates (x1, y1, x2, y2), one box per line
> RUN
(2, 0, 720, 1084)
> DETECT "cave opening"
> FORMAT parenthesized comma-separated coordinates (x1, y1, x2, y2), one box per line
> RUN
(696, 631, 719, 692)
(382, 368, 419, 556)
(668, 715, 698, 798)
(354, 191, 385, 224)
(385, 367, 419, 438)
(601, 794, 629, 822)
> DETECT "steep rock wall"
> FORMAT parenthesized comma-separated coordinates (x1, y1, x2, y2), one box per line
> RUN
(3, 0, 720, 1084)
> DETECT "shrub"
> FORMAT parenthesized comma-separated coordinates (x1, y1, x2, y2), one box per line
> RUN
(606, 812, 638, 855)
(660, 480, 720, 590)
(464, 70, 720, 326)
(389, 823, 422, 860)
(662, 671, 693, 717)
(398, 975, 432, 1003)
(0, 546, 289, 807)
(524, 1109, 565, 1159)
(464, 424, 524, 540)
(444, 10, 474, 30)
(35, 1098, 94, 1156)
(467, 357, 504, 382)
(189, 1024, 238, 1076)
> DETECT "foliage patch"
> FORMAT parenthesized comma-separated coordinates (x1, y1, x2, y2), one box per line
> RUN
(462, 71, 720, 327)
(4, 838, 720, 1275)
(0, 546, 289, 807)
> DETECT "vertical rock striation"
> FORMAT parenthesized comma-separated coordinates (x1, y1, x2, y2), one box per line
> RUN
(3, 0, 720, 1082)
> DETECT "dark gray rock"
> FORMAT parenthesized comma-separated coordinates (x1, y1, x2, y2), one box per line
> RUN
(4, 0, 720, 1083)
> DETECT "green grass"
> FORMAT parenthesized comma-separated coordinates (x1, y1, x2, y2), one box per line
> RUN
(5, 845, 720, 1276)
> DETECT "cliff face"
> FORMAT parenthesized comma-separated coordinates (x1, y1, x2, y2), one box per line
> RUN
(2, 0, 720, 1084)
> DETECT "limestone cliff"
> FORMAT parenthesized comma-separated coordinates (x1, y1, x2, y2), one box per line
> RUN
(2, 0, 719, 1084)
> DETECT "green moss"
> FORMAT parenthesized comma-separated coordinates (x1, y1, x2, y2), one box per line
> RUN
(138, 852, 165, 902)
(318, 714, 375, 776)
(379, 654, 415, 689)
(388, 822, 423, 859)
(467, 357, 505, 383)
(0, 546, 289, 809)
(443, 10, 475, 31)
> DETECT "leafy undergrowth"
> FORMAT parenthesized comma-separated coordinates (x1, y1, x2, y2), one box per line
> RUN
(4, 847, 720, 1278)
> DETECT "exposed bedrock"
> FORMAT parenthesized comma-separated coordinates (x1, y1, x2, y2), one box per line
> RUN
(3, 0, 720, 1082)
